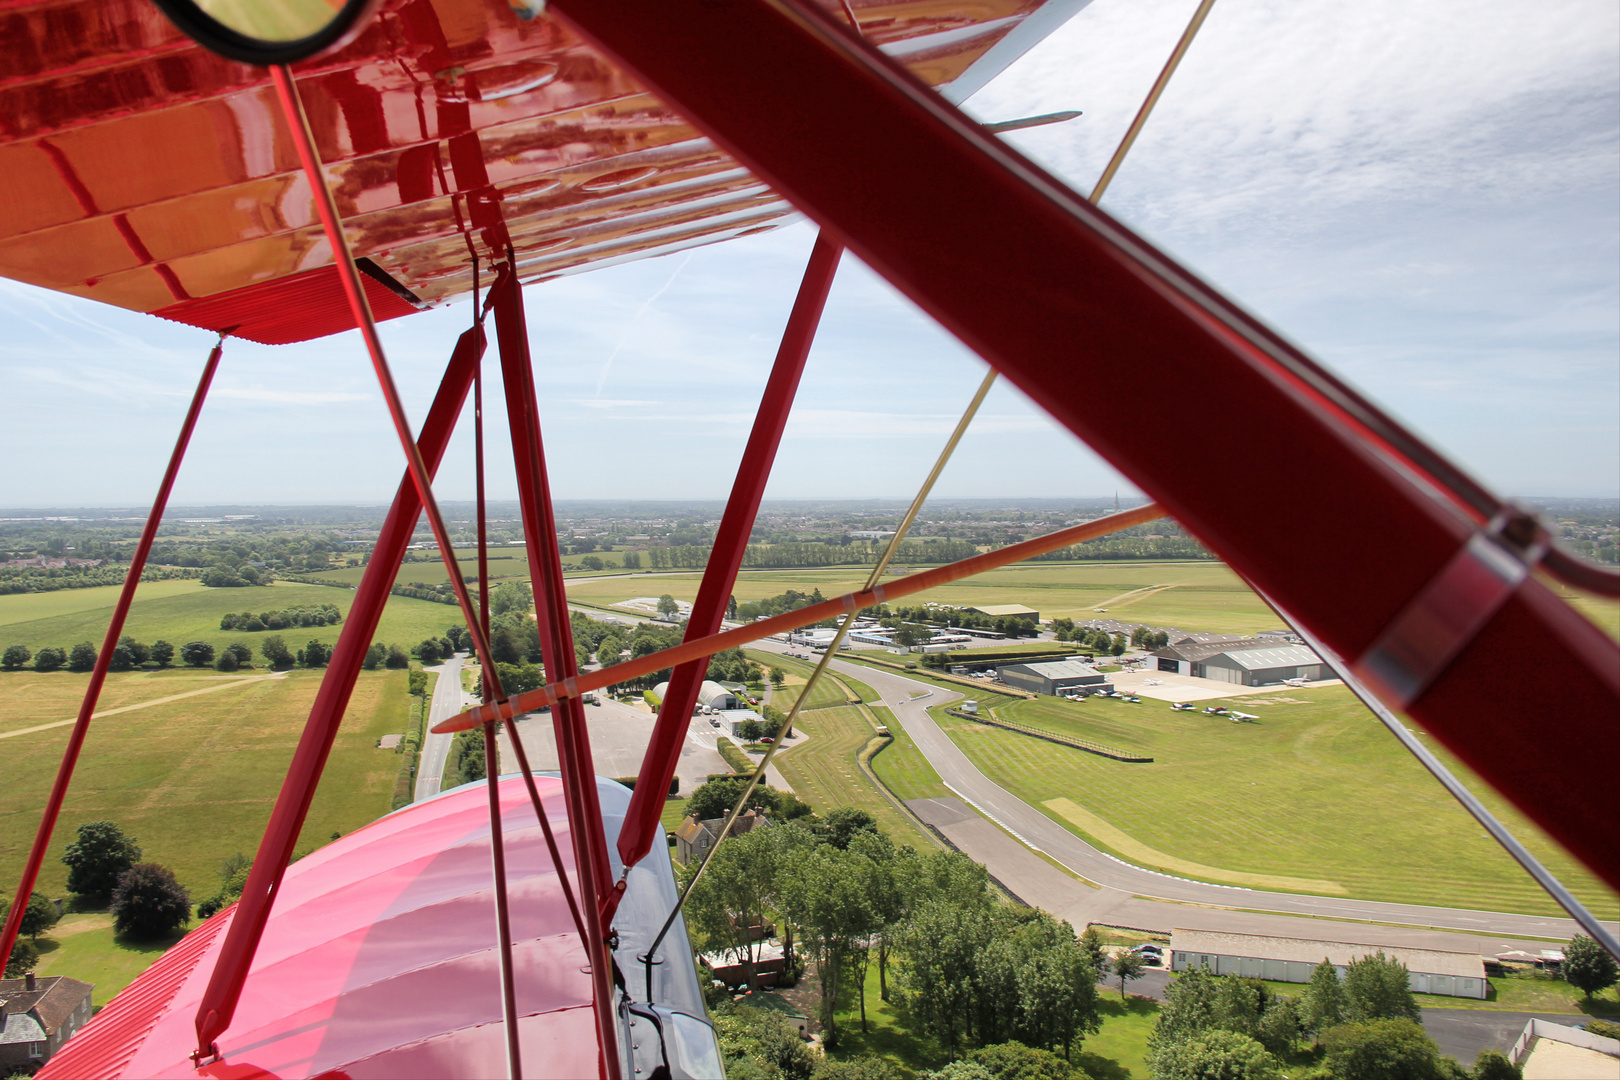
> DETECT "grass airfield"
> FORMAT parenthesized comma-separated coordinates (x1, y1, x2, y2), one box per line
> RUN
(892, 672, 1619, 920)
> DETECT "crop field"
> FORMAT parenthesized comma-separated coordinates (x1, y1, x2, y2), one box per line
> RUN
(0, 579, 473, 659)
(0, 667, 411, 902)
(927, 688, 1618, 919)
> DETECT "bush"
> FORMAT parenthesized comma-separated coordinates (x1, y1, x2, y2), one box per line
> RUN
(33, 646, 66, 672)
(62, 820, 141, 899)
(68, 641, 98, 672)
(214, 649, 239, 672)
(4, 937, 38, 977)
(1584, 1018, 1620, 1039)
(110, 863, 191, 938)
(299, 639, 331, 667)
(363, 642, 387, 671)
(1470, 1050, 1521, 1080)
(226, 642, 253, 665)
(150, 640, 174, 667)
(1320, 1018, 1450, 1080)
(970, 1040, 1091, 1080)
(715, 736, 754, 774)
(386, 645, 410, 669)
(261, 635, 295, 670)
(713, 1004, 815, 1080)
(2, 644, 31, 670)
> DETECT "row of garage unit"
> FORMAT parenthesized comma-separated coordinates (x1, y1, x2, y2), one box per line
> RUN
(1168, 928, 1488, 999)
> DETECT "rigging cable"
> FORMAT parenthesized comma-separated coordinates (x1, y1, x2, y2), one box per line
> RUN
(0, 332, 227, 975)
(635, 0, 1225, 988)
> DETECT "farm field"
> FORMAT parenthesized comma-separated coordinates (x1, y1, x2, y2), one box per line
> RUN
(564, 561, 1290, 634)
(0, 579, 472, 659)
(926, 687, 1618, 919)
(0, 668, 411, 901)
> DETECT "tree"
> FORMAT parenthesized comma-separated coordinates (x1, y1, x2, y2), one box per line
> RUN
(300, 639, 331, 667)
(1, 892, 61, 941)
(1301, 958, 1347, 1034)
(416, 638, 441, 664)
(622, 551, 641, 570)
(33, 646, 66, 672)
(119, 636, 151, 666)
(1470, 1050, 1521, 1080)
(1564, 934, 1619, 1000)
(1152, 1029, 1280, 1080)
(1079, 927, 1108, 980)
(968, 1041, 1087, 1080)
(149, 640, 174, 667)
(596, 634, 624, 668)
(1110, 634, 1127, 657)
(1342, 952, 1419, 1023)
(1320, 1018, 1451, 1080)
(261, 635, 295, 670)
(68, 641, 98, 672)
(688, 775, 779, 821)
(658, 594, 679, 618)
(490, 581, 533, 616)
(727, 594, 738, 619)
(686, 827, 783, 992)
(110, 863, 191, 938)
(408, 669, 428, 697)
(214, 648, 239, 672)
(580, 555, 604, 571)
(62, 820, 142, 899)
(386, 644, 410, 669)
(816, 806, 878, 850)
(780, 844, 882, 1046)
(180, 640, 215, 667)
(2, 644, 31, 670)
(4, 937, 38, 977)
(1111, 950, 1146, 999)
(770, 666, 785, 688)
(362, 642, 387, 670)
(898, 896, 993, 1053)
(815, 1056, 905, 1080)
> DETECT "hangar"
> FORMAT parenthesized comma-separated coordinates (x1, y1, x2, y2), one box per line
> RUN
(996, 660, 1112, 696)
(1153, 637, 1325, 685)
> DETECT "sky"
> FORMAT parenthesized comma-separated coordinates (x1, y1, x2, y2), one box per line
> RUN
(1, 0, 1616, 507)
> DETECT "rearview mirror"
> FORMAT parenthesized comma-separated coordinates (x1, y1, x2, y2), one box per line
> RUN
(150, 0, 379, 65)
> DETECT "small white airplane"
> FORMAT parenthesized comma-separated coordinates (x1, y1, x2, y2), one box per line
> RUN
(1231, 711, 1259, 722)
(1284, 677, 1308, 687)
(1144, 678, 1163, 686)
(1171, 702, 1195, 711)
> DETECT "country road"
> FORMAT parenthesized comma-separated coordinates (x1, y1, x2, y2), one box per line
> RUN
(745, 639, 1617, 954)
(414, 654, 474, 801)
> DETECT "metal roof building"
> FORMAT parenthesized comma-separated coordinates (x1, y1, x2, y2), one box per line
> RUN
(965, 604, 1041, 622)
(1153, 638, 1327, 685)
(996, 659, 1111, 696)
(1169, 928, 1487, 999)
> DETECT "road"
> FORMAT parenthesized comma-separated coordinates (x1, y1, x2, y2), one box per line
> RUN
(743, 639, 1616, 955)
(414, 654, 474, 801)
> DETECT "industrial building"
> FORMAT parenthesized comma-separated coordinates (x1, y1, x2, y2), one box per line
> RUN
(1169, 929, 1487, 999)
(1152, 637, 1326, 685)
(651, 679, 737, 711)
(996, 659, 1113, 696)
(715, 708, 765, 739)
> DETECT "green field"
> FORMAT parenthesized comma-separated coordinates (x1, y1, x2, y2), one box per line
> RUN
(0, 579, 473, 659)
(565, 561, 1291, 634)
(924, 688, 1617, 919)
(0, 667, 411, 901)
(771, 705, 931, 846)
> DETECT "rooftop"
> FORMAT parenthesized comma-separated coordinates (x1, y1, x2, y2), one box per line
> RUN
(1000, 660, 1108, 680)
(1217, 645, 1323, 670)
(1169, 929, 1485, 979)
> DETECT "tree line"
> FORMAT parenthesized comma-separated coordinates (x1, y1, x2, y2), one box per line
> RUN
(220, 604, 342, 631)
(1, 634, 431, 674)
(0, 563, 199, 595)
(1139, 952, 1542, 1079)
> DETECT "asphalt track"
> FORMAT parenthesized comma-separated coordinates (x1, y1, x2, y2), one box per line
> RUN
(745, 640, 1618, 956)
(414, 654, 472, 801)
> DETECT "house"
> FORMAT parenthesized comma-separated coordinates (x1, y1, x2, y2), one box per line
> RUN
(1, 973, 94, 1070)
(1168, 929, 1487, 999)
(996, 660, 1113, 697)
(716, 708, 765, 739)
(674, 808, 771, 865)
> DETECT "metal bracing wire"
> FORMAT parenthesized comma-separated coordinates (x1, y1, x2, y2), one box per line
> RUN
(0, 333, 225, 977)
(1260, 595, 1620, 962)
